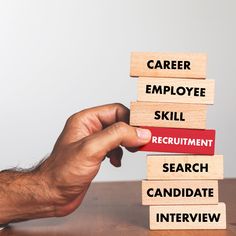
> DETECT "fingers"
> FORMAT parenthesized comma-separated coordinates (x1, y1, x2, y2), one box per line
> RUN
(57, 103, 130, 146)
(77, 122, 151, 165)
(125, 147, 139, 153)
(107, 147, 123, 167)
(69, 103, 130, 129)
(87, 103, 130, 127)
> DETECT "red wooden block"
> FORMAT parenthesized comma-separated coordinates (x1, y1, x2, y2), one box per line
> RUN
(139, 127, 215, 155)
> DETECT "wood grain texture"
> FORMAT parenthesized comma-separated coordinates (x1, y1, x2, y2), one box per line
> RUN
(2, 180, 235, 235)
(142, 180, 218, 205)
(147, 155, 223, 180)
(137, 77, 215, 104)
(149, 203, 226, 230)
(130, 52, 207, 78)
(130, 101, 207, 129)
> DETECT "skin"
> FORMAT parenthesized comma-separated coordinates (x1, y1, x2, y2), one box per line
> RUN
(0, 103, 151, 224)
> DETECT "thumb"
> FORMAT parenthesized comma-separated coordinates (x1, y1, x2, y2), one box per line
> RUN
(77, 122, 151, 164)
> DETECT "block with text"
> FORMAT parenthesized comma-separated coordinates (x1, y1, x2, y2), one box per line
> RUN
(130, 52, 207, 78)
(146, 155, 223, 180)
(137, 77, 215, 104)
(139, 127, 215, 155)
(142, 180, 218, 205)
(130, 101, 207, 129)
(149, 203, 226, 230)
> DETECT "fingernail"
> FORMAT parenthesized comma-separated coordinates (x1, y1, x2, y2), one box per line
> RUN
(136, 128, 151, 140)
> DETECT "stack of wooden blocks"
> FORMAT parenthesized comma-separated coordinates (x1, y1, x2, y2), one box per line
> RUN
(129, 52, 226, 230)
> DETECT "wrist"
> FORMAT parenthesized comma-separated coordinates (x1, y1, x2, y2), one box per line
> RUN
(37, 155, 89, 217)
(0, 169, 57, 224)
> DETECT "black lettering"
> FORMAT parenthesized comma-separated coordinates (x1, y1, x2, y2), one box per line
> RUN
(171, 60, 177, 69)
(155, 60, 163, 69)
(182, 213, 189, 222)
(169, 213, 175, 222)
(164, 163, 209, 173)
(154, 188, 162, 197)
(185, 87, 193, 96)
(194, 87, 200, 96)
(194, 188, 202, 197)
(154, 111, 161, 120)
(176, 213, 181, 222)
(159, 213, 169, 222)
(163, 60, 170, 69)
(170, 86, 176, 95)
(147, 60, 191, 70)
(146, 84, 152, 93)
(144, 84, 207, 98)
(200, 88, 206, 97)
(176, 163, 184, 172)
(184, 61, 191, 70)
(155, 213, 221, 223)
(180, 112, 185, 121)
(200, 163, 208, 172)
(209, 213, 220, 222)
(178, 61, 183, 69)
(163, 163, 169, 172)
(185, 163, 192, 172)
(152, 85, 162, 94)
(170, 163, 175, 172)
(161, 111, 169, 120)
(163, 86, 171, 94)
(209, 188, 214, 197)
(189, 213, 198, 222)
(176, 86, 185, 96)
(186, 188, 194, 197)
(147, 60, 154, 69)
(147, 188, 154, 197)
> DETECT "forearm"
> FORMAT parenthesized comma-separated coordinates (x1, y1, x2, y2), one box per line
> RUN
(0, 104, 150, 225)
(0, 169, 56, 224)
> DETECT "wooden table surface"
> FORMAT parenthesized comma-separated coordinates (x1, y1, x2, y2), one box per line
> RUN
(1, 179, 236, 236)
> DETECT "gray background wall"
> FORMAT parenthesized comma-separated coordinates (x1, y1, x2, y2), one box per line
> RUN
(0, 0, 235, 180)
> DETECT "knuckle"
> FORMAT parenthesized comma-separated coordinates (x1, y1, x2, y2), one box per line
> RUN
(112, 121, 128, 134)
(66, 113, 80, 126)
(65, 110, 87, 127)
(113, 103, 128, 112)
(113, 102, 125, 108)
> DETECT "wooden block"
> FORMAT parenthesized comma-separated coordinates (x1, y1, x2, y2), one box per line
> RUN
(137, 77, 215, 104)
(139, 127, 215, 155)
(147, 155, 223, 180)
(130, 52, 207, 78)
(142, 180, 218, 205)
(130, 101, 207, 129)
(149, 203, 226, 230)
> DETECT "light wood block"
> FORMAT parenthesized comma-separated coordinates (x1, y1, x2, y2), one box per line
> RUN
(142, 180, 218, 205)
(149, 203, 226, 230)
(137, 77, 215, 104)
(147, 155, 223, 180)
(130, 101, 207, 129)
(130, 52, 207, 78)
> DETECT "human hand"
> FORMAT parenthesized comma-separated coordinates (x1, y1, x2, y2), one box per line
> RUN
(39, 103, 151, 216)
(0, 103, 151, 224)
(0, 104, 151, 224)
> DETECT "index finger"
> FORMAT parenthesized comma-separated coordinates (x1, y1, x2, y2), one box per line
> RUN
(79, 103, 130, 128)
(57, 103, 130, 145)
